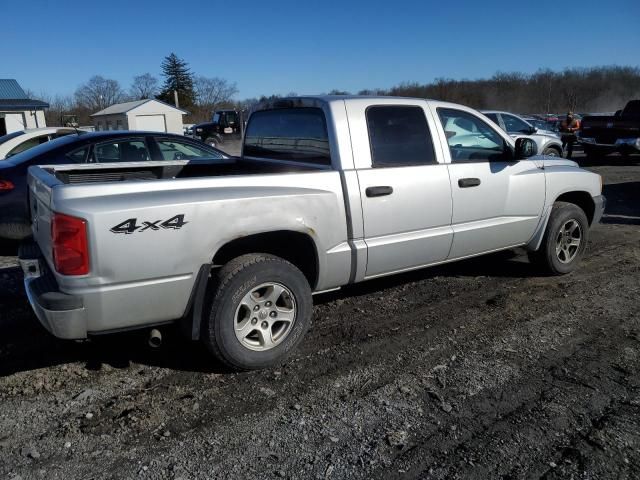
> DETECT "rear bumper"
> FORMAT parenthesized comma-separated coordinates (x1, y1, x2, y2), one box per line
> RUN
(593, 194, 606, 225)
(19, 243, 88, 340)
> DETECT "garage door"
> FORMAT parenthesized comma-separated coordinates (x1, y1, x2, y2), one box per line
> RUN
(4, 113, 26, 133)
(136, 115, 166, 132)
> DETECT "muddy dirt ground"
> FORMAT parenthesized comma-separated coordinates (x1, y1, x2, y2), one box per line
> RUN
(1, 153, 639, 480)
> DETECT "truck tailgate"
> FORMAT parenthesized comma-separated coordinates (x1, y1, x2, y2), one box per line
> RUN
(27, 165, 61, 270)
(581, 116, 640, 143)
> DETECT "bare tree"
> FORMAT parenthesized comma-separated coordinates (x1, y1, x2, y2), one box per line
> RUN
(130, 73, 159, 100)
(75, 75, 125, 111)
(194, 76, 238, 107)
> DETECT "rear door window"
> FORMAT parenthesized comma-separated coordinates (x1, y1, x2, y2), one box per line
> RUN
(94, 139, 151, 163)
(366, 106, 436, 167)
(244, 108, 331, 164)
(66, 146, 89, 163)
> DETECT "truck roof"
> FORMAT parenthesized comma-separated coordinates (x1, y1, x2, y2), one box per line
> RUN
(256, 95, 466, 111)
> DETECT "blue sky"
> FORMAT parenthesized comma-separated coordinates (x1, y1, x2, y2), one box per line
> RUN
(3, 0, 639, 99)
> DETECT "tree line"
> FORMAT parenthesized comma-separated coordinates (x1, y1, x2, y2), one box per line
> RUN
(371, 66, 640, 114)
(32, 53, 238, 126)
(30, 63, 640, 127)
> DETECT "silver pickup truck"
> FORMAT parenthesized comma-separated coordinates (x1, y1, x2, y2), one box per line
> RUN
(20, 96, 605, 370)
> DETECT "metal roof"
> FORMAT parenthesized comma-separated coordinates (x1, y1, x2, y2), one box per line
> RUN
(91, 99, 188, 116)
(0, 99, 49, 110)
(0, 79, 28, 99)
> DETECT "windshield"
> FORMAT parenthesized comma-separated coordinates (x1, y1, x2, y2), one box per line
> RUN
(527, 119, 554, 131)
(4, 133, 81, 165)
(502, 114, 532, 134)
(0, 130, 26, 146)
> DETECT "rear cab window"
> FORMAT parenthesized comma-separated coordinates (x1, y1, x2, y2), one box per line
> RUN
(244, 108, 331, 165)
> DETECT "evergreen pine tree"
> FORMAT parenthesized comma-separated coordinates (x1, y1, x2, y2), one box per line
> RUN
(157, 53, 195, 109)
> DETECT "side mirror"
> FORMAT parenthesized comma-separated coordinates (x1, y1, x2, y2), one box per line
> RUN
(515, 137, 538, 159)
(529, 126, 537, 135)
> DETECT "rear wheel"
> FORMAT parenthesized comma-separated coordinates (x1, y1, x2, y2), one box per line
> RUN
(528, 202, 589, 275)
(202, 254, 312, 370)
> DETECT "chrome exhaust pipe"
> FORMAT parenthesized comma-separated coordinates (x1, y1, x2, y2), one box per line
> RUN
(148, 328, 162, 348)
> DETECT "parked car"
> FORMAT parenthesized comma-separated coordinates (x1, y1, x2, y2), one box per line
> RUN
(192, 109, 242, 147)
(0, 131, 226, 240)
(20, 96, 604, 370)
(482, 111, 564, 156)
(0, 127, 78, 160)
(579, 100, 640, 159)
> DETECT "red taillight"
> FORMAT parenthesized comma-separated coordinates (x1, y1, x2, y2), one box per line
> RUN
(52, 213, 89, 275)
(0, 179, 14, 191)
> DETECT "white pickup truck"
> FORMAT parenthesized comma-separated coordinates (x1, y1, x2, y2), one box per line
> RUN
(21, 96, 605, 370)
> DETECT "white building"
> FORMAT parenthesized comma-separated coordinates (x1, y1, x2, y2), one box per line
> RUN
(0, 79, 48, 135)
(91, 99, 187, 135)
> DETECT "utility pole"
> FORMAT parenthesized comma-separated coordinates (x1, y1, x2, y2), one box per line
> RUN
(174, 89, 180, 109)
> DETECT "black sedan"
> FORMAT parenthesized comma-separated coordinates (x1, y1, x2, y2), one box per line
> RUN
(0, 131, 227, 240)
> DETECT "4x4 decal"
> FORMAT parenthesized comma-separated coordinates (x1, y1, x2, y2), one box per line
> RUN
(110, 215, 188, 234)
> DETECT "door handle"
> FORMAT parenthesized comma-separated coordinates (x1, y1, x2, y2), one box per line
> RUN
(458, 178, 481, 188)
(366, 186, 394, 197)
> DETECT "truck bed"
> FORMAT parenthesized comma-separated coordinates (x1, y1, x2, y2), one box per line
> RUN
(41, 157, 327, 185)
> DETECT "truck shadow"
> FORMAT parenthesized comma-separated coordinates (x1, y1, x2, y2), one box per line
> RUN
(601, 181, 640, 225)
(0, 250, 540, 377)
(0, 264, 225, 377)
(577, 153, 640, 167)
(0, 250, 542, 377)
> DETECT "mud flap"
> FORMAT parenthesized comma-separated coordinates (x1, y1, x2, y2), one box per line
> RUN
(179, 263, 212, 341)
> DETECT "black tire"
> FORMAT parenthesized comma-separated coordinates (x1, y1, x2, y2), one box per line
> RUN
(528, 202, 589, 275)
(204, 135, 222, 148)
(542, 146, 562, 157)
(202, 253, 312, 370)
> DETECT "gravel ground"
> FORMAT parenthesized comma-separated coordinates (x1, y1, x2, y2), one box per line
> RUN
(1, 153, 639, 480)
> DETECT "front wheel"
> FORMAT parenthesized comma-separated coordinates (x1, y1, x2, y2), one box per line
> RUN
(528, 202, 589, 275)
(542, 146, 561, 157)
(202, 254, 313, 370)
(204, 135, 222, 148)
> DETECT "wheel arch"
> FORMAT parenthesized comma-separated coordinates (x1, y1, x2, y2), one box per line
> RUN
(554, 191, 596, 225)
(543, 143, 563, 155)
(527, 189, 597, 252)
(212, 230, 320, 290)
